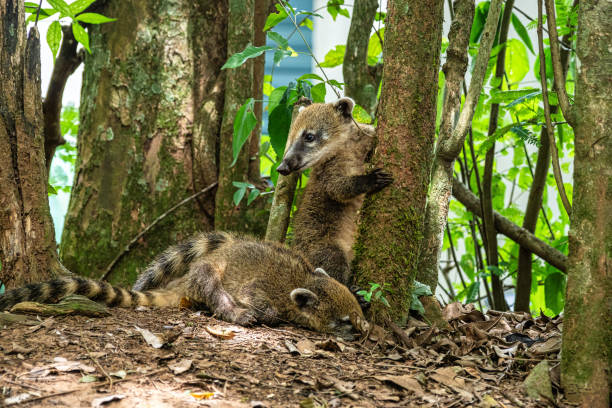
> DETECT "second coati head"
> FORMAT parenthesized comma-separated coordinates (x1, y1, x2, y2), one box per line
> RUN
(276, 97, 370, 175)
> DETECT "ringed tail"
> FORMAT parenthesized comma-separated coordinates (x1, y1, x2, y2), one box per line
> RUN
(0, 277, 183, 311)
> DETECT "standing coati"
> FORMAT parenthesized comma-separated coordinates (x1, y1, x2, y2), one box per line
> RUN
(276, 97, 393, 285)
(0, 232, 368, 336)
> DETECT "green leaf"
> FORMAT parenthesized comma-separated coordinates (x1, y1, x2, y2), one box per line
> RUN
(268, 104, 292, 159)
(75, 13, 116, 24)
(222, 45, 273, 69)
(273, 48, 293, 66)
(48, 184, 58, 195)
(69, 0, 96, 14)
(511, 13, 534, 54)
(47, 21, 62, 62)
(327, 0, 349, 21)
(300, 18, 313, 31)
(47, 0, 74, 17)
(231, 98, 257, 167)
(310, 82, 326, 103)
(247, 188, 260, 205)
(267, 31, 288, 49)
(410, 296, 425, 315)
(470, 1, 490, 44)
(505, 90, 541, 108)
(504, 39, 529, 84)
(534, 47, 554, 82)
(544, 273, 566, 315)
(233, 186, 247, 206)
(268, 86, 287, 113)
(465, 281, 480, 303)
(412, 280, 433, 297)
(264, 4, 288, 31)
(72, 22, 90, 53)
(490, 89, 538, 104)
(352, 104, 372, 123)
(297, 73, 324, 82)
(319, 45, 345, 68)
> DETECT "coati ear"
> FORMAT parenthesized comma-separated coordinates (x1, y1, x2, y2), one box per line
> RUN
(333, 97, 355, 119)
(297, 97, 312, 113)
(290, 288, 319, 309)
(313, 267, 329, 277)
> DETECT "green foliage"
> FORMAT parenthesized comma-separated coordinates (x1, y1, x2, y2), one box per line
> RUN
(357, 282, 391, 308)
(49, 105, 78, 196)
(232, 98, 257, 167)
(410, 281, 433, 315)
(222, 45, 274, 69)
(319, 45, 345, 68)
(326, 0, 350, 21)
(26, 0, 116, 58)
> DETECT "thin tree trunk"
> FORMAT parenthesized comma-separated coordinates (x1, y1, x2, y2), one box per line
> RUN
(43, 26, 82, 173)
(515, 21, 574, 312)
(352, 0, 444, 324)
(0, 1, 66, 287)
(343, 0, 381, 117)
(481, 0, 513, 311)
(61, 0, 226, 286)
(561, 0, 611, 403)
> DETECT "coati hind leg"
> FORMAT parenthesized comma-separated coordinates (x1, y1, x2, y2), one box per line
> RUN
(308, 244, 351, 285)
(184, 262, 256, 326)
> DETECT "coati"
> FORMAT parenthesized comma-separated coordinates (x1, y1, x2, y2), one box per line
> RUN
(276, 97, 393, 285)
(0, 232, 368, 337)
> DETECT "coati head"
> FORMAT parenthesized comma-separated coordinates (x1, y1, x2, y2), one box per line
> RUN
(276, 97, 357, 175)
(288, 268, 369, 339)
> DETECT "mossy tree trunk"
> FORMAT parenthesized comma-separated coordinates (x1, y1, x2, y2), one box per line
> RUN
(560, 0, 611, 404)
(352, 0, 444, 324)
(0, 1, 66, 287)
(60, 0, 227, 286)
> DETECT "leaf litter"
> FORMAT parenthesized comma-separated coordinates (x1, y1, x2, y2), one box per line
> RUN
(0, 302, 570, 406)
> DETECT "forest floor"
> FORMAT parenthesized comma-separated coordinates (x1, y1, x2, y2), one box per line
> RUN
(0, 302, 567, 407)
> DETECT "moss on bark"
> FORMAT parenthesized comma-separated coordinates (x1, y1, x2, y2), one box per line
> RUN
(352, 0, 444, 324)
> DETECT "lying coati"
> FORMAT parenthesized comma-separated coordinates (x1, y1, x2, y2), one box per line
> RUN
(0, 232, 368, 336)
(276, 97, 393, 285)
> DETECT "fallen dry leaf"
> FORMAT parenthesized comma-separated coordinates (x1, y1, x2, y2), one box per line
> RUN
(205, 326, 236, 340)
(296, 339, 316, 355)
(191, 391, 214, 400)
(168, 358, 192, 375)
(375, 374, 424, 396)
(134, 326, 163, 348)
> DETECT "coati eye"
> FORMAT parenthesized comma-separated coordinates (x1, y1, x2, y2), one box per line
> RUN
(303, 132, 316, 142)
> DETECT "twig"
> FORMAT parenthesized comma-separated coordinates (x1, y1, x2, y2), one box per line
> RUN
(100, 182, 217, 280)
(537, 1, 571, 216)
(384, 317, 412, 349)
(7, 389, 77, 406)
(81, 335, 113, 390)
(34, 0, 43, 26)
(446, 223, 467, 291)
(544, 0, 575, 125)
(92, 368, 166, 388)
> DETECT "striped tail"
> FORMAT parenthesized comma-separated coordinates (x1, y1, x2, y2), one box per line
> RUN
(132, 231, 232, 291)
(0, 277, 183, 311)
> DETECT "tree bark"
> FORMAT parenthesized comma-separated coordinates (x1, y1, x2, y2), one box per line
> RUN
(60, 0, 227, 286)
(343, 0, 381, 116)
(214, 0, 268, 235)
(561, 0, 611, 403)
(352, 0, 443, 324)
(481, 0, 513, 311)
(0, 1, 65, 287)
(452, 178, 568, 272)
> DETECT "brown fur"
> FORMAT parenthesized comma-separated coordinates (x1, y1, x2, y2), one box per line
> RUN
(0, 232, 368, 336)
(277, 98, 393, 284)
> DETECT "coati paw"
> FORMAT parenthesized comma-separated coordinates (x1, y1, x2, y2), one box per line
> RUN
(367, 168, 394, 193)
(232, 308, 257, 326)
(350, 285, 371, 314)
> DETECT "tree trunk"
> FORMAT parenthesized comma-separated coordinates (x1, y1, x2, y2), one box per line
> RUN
(560, 0, 611, 404)
(60, 0, 227, 286)
(481, 0, 514, 311)
(214, 0, 268, 235)
(0, 1, 65, 287)
(352, 0, 443, 324)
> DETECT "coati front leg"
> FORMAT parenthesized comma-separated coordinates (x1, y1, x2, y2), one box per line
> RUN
(308, 243, 351, 285)
(325, 168, 393, 202)
(184, 262, 256, 326)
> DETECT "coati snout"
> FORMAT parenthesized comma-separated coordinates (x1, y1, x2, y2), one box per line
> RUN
(277, 97, 356, 176)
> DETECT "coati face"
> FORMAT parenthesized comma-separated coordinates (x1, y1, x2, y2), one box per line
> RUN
(289, 268, 369, 339)
(277, 97, 355, 175)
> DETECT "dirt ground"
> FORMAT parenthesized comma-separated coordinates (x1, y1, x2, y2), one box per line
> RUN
(0, 303, 567, 407)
